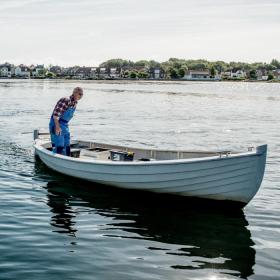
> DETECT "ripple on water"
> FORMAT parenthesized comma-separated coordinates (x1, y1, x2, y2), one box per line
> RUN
(0, 80, 280, 280)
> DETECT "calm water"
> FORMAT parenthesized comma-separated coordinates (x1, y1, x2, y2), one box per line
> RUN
(0, 80, 279, 280)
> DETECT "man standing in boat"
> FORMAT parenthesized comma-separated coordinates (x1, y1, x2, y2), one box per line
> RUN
(49, 87, 83, 156)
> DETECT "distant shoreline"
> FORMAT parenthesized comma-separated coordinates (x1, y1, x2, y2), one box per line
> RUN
(0, 77, 279, 83)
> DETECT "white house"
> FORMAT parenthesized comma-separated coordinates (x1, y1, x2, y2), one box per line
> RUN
(109, 68, 121, 79)
(0, 63, 14, 78)
(183, 70, 210, 80)
(91, 68, 99, 79)
(221, 71, 231, 78)
(15, 65, 30, 78)
(230, 70, 246, 79)
(73, 67, 98, 79)
(256, 69, 268, 81)
(99, 67, 110, 79)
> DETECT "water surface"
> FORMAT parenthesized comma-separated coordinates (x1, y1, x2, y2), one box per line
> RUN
(0, 80, 279, 280)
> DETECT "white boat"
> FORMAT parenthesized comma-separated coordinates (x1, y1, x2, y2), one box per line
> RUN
(33, 130, 267, 205)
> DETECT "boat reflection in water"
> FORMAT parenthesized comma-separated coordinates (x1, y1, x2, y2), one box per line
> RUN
(35, 160, 256, 279)
(46, 182, 78, 237)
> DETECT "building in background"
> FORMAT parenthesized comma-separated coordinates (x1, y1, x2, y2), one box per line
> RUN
(183, 70, 210, 80)
(149, 68, 165, 79)
(14, 65, 30, 78)
(0, 63, 15, 78)
(109, 67, 121, 79)
(31, 65, 46, 78)
(230, 69, 246, 79)
(256, 69, 268, 81)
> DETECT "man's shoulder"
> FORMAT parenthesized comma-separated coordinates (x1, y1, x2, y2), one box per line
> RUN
(58, 96, 70, 103)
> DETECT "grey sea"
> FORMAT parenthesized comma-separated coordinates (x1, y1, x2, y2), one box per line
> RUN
(0, 79, 279, 280)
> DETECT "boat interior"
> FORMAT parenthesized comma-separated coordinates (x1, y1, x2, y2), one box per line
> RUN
(41, 140, 236, 162)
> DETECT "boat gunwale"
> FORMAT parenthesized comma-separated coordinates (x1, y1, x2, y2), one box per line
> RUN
(34, 141, 265, 166)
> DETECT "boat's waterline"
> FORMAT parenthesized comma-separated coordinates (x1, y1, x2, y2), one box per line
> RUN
(34, 139, 267, 205)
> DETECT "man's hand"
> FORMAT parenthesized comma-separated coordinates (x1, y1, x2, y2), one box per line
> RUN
(55, 125, 62, 135)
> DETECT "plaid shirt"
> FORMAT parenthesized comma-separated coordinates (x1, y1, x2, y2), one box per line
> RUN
(52, 95, 77, 119)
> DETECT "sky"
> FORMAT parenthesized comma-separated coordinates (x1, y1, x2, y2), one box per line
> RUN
(0, 0, 279, 66)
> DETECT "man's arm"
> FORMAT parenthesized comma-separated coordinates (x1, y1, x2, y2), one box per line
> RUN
(52, 97, 69, 135)
(53, 117, 62, 135)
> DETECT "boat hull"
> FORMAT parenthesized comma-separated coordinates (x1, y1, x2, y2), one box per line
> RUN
(34, 143, 267, 205)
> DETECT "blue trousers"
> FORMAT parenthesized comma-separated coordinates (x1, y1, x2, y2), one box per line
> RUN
(49, 123, 70, 155)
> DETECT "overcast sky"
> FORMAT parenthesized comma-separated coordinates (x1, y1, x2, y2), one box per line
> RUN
(0, 0, 279, 66)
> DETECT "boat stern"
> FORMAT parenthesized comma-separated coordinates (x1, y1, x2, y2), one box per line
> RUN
(255, 144, 267, 190)
(245, 145, 267, 204)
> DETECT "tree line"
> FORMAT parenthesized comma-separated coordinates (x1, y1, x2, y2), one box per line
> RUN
(100, 58, 280, 79)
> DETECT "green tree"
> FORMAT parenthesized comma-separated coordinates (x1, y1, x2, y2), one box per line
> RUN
(167, 58, 185, 69)
(123, 70, 129, 78)
(210, 66, 216, 77)
(46, 71, 56, 78)
(169, 68, 178, 79)
(38, 69, 46, 76)
(129, 71, 137, 79)
(249, 70, 257, 80)
(178, 68, 185, 78)
(149, 60, 161, 68)
(251, 62, 265, 71)
(188, 62, 208, 70)
(100, 59, 134, 68)
(268, 73, 274, 80)
(271, 59, 280, 69)
(134, 60, 149, 67)
(94, 57, 280, 81)
(137, 72, 149, 79)
(212, 61, 227, 73)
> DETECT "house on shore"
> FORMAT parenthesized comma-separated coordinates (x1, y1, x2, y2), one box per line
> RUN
(109, 67, 121, 79)
(98, 67, 110, 79)
(221, 70, 231, 79)
(31, 65, 45, 78)
(230, 69, 246, 79)
(73, 67, 98, 79)
(149, 68, 165, 79)
(272, 69, 280, 80)
(61, 66, 80, 78)
(0, 63, 15, 78)
(49, 66, 63, 77)
(256, 69, 268, 81)
(15, 65, 30, 78)
(183, 70, 210, 80)
(61, 67, 71, 77)
(91, 67, 99, 79)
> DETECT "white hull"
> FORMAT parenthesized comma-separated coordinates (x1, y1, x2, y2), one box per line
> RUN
(34, 137, 267, 205)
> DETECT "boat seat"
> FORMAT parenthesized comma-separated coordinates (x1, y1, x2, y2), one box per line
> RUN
(70, 148, 81, 158)
(80, 149, 110, 160)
